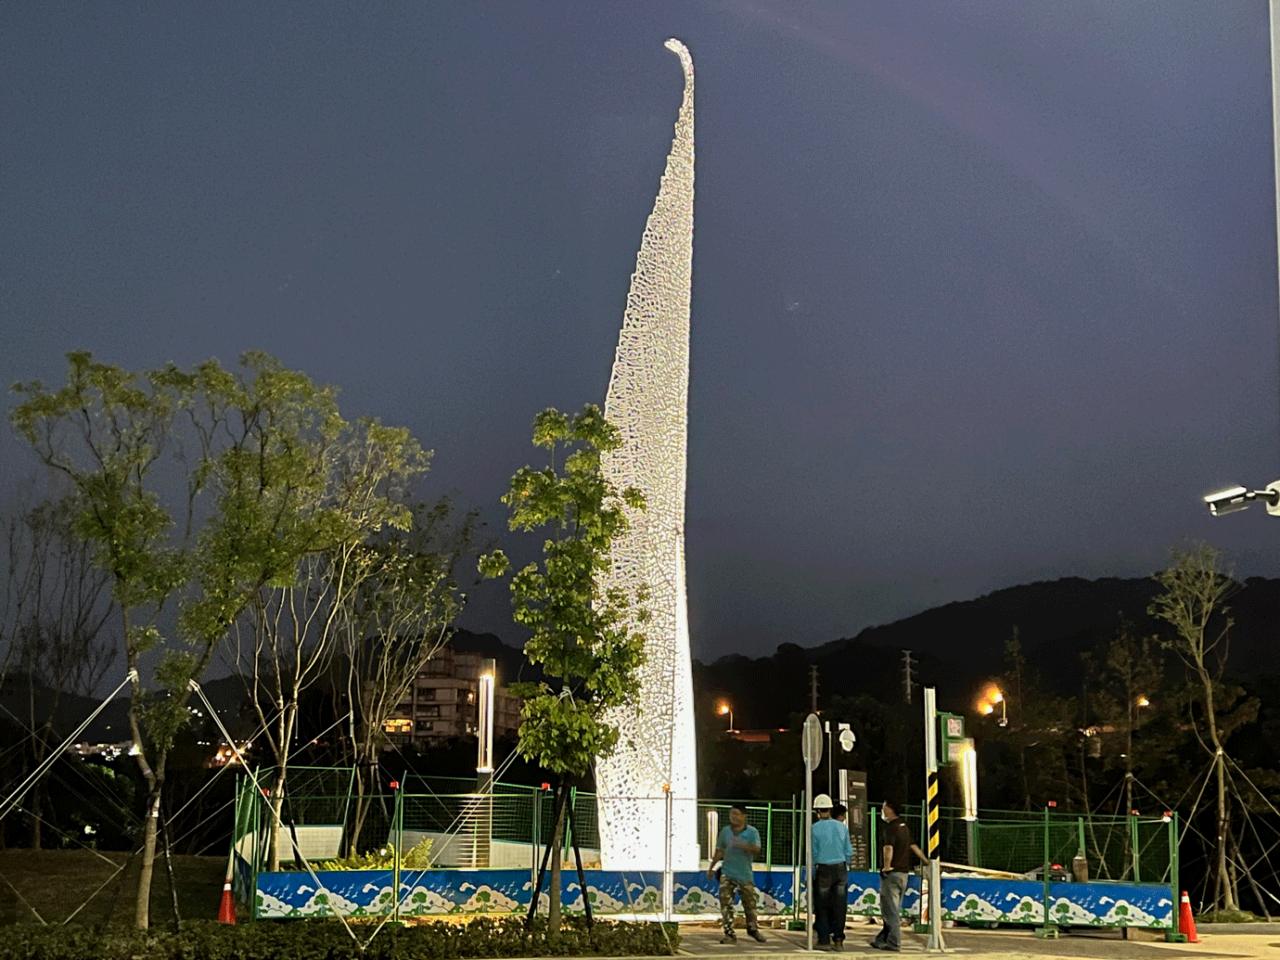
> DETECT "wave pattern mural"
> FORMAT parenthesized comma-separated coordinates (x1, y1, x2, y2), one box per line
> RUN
(253, 868, 1170, 928)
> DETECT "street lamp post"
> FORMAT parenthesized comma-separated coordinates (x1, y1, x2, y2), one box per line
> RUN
(1125, 696, 1151, 818)
(718, 702, 734, 733)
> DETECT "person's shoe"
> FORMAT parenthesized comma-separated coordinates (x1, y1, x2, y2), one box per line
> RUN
(748, 930, 767, 943)
(832, 940, 843, 952)
(869, 943, 899, 952)
(720, 932, 737, 944)
(814, 941, 833, 951)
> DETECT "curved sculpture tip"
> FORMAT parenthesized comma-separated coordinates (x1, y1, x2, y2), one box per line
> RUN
(664, 37, 692, 69)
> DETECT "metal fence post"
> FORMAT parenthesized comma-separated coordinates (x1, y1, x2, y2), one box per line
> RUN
(1165, 812, 1187, 942)
(392, 784, 403, 923)
(869, 803, 878, 872)
(1034, 803, 1057, 939)
(766, 801, 773, 871)
(664, 790, 674, 922)
(1130, 814, 1141, 884)
(532, 788, 541, 888)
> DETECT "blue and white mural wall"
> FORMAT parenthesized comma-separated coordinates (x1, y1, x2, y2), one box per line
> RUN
(253, 867, 1169, 929)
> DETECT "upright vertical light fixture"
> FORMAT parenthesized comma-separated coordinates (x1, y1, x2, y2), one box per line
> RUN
(961, 746, 979, 821)
(476, 658, 496, 777)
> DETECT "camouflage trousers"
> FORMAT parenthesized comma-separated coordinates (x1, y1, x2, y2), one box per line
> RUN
(719, 877, 759, 933)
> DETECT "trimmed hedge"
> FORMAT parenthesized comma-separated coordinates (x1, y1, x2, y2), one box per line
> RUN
(0, 916, 680, 960)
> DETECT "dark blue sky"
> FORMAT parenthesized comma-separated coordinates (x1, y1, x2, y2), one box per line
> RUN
(4, 1, 1279, 660)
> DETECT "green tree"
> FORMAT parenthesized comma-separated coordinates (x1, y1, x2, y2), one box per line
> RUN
(1, 493, 115, 850)
(228, 422, 458, 869)
(9, 351, 431, 927)
(1150, 544, 1258, 913)
(339, 497, 477, 856)
(983, 627, 1077, 810)
(479, 405, 648, 939)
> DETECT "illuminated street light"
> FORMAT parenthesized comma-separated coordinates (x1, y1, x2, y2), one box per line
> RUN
(477, 660, 495, 775)
(717, 702, 734, 733)
(1136, 696, 1150, 708)
(960, 746, 979, 821)
(979, 686, 1008, 727)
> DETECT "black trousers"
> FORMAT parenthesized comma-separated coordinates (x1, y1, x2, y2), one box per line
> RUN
(813, 862, 848, 943)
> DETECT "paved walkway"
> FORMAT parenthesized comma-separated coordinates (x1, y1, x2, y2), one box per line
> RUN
(673, 921, 1280, 960)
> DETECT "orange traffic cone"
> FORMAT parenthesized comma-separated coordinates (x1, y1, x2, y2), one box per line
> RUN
(218, 877, 236, 924)
(1178, 891, 1198, 943)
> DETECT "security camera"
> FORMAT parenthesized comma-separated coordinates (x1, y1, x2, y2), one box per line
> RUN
(1204, 486, 1253, 516)
(1204, 482, 1280, 517)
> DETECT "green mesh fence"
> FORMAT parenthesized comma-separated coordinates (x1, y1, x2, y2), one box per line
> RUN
(232, 768, 1172, 885)
(948, 807, 1172, 883)
(697, 801, 803, 867)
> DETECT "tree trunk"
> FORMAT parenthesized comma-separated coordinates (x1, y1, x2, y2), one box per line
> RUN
(348, 746, 378, 858)
(268, 771, 287, 872)
(267, 701, 298, 871)
(547, 783, 569, 940)
(27, 762, 42, 851)
(135, 784, 162, 929)
(1202, 658, 1237, 913)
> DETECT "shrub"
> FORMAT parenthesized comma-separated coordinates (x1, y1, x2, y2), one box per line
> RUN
(0, 915, 679, 959)
(1196, 908, 1262, 924)
(312, 837, 433, 871)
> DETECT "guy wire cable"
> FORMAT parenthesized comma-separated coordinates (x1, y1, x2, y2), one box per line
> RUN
(189, 679, 363, 948)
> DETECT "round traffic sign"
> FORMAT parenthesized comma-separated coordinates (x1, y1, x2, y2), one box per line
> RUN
(802, 713, 823, 770)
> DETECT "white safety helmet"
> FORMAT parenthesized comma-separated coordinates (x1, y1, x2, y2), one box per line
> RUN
(813, 793, 833, 810)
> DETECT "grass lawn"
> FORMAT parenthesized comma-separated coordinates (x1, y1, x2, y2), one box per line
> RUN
(0, 849, 230, 927)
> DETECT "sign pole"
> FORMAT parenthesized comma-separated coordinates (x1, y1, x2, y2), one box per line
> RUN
(802, 713, 822, 952)
(923, 687, 946, 952)
(805, 749, 813, 950)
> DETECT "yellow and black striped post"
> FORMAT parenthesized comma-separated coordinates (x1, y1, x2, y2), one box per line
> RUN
(923, 687, 945, 951)
(926, 771, 940, 858)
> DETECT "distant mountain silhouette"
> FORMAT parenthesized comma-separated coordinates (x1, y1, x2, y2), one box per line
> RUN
(448, 628, 544, 688)
(696, 576, 1280, 729)
(21, 577, 1275, 746)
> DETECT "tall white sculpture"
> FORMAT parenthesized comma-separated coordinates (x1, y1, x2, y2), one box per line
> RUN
(595, 39, 699, 871)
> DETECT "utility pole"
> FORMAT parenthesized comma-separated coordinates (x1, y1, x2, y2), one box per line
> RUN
(902, 650, 917, 704)
(809, 665, 820, 714)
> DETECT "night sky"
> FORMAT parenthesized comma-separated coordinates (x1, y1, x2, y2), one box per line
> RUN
(4, 2, 1280, 662)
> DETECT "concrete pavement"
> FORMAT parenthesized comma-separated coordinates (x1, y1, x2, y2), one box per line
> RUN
(672, 920, 1280, 960)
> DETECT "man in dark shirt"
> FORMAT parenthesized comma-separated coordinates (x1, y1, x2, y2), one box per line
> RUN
(871, 799, 927, 952)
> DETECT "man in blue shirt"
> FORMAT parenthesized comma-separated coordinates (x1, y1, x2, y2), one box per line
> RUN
(707, 804, 767, 943)
(810, 793, 853, 950)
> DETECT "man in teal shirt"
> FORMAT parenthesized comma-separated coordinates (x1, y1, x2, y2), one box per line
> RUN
(707, 804, 767, 943)
(811, 793, 853, 950)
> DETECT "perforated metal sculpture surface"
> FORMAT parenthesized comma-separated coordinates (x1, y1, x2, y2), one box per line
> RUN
(594, 39, 699, 871)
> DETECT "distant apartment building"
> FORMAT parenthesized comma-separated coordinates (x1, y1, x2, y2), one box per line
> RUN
(382, 646, 522, 747)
